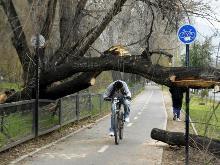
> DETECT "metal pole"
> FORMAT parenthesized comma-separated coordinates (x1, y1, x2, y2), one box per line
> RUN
(216, 41, 220, 67)
(76, 94, 79, 121)
(99, 94, 102, 114)
(34, 34, 40, 137)
(58, 99, 62, 126)
(185, 44, 190, 165)
(89, 94, 92, 116)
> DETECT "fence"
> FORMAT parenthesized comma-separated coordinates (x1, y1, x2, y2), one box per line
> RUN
(0, 83, 145, 152)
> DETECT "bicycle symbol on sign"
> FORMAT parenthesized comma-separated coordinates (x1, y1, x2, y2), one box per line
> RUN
(179, 29, 196, 42)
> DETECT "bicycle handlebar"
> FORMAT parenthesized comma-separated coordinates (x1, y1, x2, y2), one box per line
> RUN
(104, 98, 112, 101)
(104, 96, 131, 101)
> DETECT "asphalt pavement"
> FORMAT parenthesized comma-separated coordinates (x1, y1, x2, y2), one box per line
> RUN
(14, 85, 167, 165)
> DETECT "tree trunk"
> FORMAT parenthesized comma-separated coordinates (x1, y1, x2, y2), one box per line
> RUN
(151, 128, 220, 157)
(1, 0, 32, 83)
(40, 55, 220, 88)
(42, 72, 101, 99)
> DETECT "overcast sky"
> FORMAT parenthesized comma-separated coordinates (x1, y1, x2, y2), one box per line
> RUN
(194, 0, 220, 47)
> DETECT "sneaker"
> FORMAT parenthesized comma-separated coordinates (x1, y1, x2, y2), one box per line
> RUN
(109, 131, 114, 136)
(176, 118, 181, 122)
(125, 117, 130, 123)
(173, 114, 177, 121)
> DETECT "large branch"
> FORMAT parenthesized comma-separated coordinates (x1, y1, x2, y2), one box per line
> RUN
(52, 0, 128, 65)
(6, 71, 101, 101)
(41, 0, 58, 40)
(71, 0, 88, 38)
(141, 2, 155, 61)
(7, 54, 220, 101)
(42, 72, 101, 99)
(150, 50, 173, 58)
(7, 52, 220, 101)
(59, 0, 88, 47)
(151, 128, 220, 157)
(1, 0, 32, 81)
(41, 55, 220, 88)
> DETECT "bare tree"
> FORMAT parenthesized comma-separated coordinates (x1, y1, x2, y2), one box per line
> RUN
(0, 0, 219, 102)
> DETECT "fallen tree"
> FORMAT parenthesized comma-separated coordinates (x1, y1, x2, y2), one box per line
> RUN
(151, 128, 220, 157)
(1, 0, 220, 158)
(1, 0, 219, 102)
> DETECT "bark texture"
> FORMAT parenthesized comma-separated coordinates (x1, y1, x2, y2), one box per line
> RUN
(151, 128, 220, 157)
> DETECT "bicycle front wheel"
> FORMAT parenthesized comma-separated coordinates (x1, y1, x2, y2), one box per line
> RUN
(119, 111, 124, 140)
(114, 112, 119, 145)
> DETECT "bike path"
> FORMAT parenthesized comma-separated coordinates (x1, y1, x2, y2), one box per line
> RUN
(16, 86, 167, 165)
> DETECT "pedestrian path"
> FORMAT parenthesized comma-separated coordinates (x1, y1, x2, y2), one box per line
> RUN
(13, 85, 167, 165)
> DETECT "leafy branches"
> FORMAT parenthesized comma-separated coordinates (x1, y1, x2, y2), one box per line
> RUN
(181, 37, 213, 67)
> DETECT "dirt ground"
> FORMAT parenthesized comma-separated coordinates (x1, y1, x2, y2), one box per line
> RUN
(162, 90, 220, 165)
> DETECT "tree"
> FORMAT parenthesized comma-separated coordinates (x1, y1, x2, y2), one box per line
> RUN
(181, 37, 213, 67)
(0, 0, 219, 102)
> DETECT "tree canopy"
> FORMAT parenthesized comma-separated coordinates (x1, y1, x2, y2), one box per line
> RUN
(181, 37, 213, 67)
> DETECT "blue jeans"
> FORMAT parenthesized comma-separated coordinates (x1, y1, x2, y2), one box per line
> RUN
(110, 99, 130, 132)
(173, 107, 181, 118)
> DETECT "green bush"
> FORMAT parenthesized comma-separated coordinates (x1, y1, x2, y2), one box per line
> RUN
(200, 89, 208, 99)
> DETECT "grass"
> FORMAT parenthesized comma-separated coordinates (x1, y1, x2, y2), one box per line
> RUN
(0, 112, 32, 147)
(184, 96, 220, 140)
(0, 109, 59, 148)
(38, 111, 59, 131)
(90, 95, 110, 116)
(0, 82, 22, 91)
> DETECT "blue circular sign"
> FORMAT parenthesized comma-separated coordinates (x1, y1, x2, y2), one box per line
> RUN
(177, 24, 197, 44)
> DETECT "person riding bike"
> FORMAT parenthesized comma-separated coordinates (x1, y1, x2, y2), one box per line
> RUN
(103, 80, 131, 136)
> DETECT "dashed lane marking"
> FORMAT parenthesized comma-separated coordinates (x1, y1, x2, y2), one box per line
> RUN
(127, 123, 133, 127)
(40, 153, 86, 159)
(134, 116, 138, 120)
(98, 145, 109, 153)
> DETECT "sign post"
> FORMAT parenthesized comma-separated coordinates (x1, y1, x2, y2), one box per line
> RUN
(31, 34, 45, 137)
(177, 24, 197, 165)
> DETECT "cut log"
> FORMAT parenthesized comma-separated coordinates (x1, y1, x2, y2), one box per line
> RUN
(151, 128, 220, 157)
(173, 79, 220, 88)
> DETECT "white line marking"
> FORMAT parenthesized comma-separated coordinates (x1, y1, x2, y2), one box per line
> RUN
(141, 91, 153, 110)
(138, 112, 142, 115)
(41, 153, 86, 159)
(182, 111, 198, 135)
(161, 88, 168, 130)
(127, 123, 133, 127)
(98, 145, 109, 153)
(134, 116, 138, 120)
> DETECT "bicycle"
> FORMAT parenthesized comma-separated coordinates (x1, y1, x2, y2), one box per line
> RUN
(105, 96, 126, 145)
(179, 29, 196, 42)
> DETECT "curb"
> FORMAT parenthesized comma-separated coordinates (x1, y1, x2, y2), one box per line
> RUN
(161, 90, 168, 130)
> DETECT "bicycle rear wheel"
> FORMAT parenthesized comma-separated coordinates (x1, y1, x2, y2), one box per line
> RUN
(119, 111, 124, 140)
(114, 112, 119, 145)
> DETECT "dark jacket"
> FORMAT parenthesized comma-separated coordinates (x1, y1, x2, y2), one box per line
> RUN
(169, 86, 187, 109)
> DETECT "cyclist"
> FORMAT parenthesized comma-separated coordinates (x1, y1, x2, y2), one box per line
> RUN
(103, 80, 131, 136)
